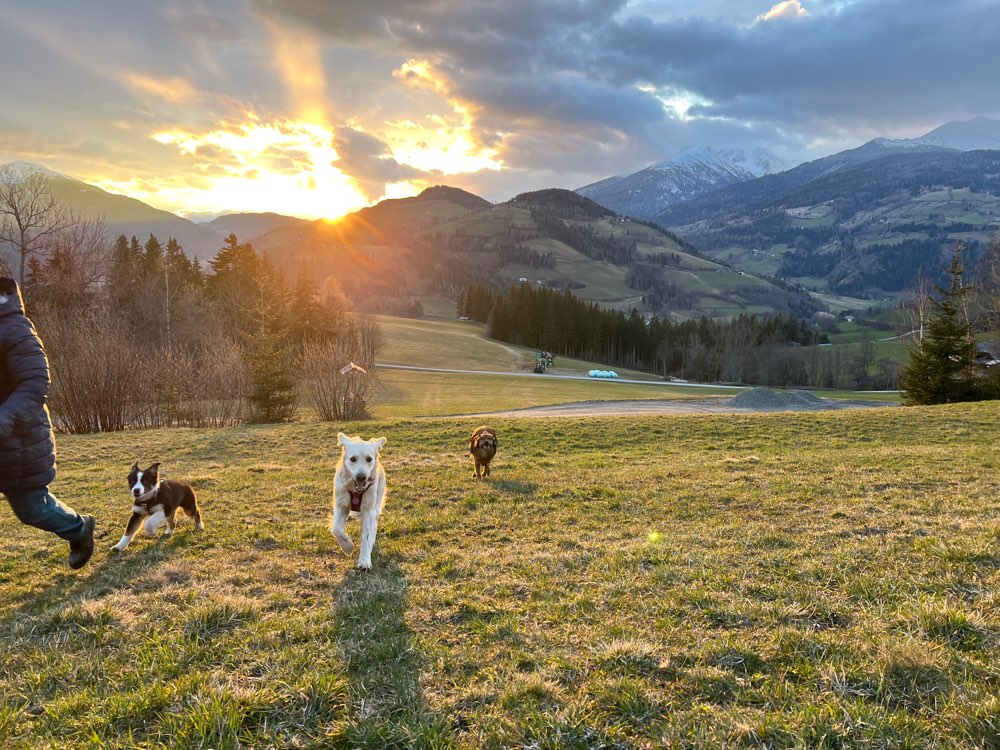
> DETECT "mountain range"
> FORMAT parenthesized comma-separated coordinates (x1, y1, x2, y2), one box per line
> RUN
(578, 117, 1000, 224)
(245, 185, 814, 320)
(655, 147, 1000, 297)
(0, 158, 817, 320)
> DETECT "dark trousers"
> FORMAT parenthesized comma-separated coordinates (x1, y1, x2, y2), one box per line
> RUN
(3, 486, 86, 541)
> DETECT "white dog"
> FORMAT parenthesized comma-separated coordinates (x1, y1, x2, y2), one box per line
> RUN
(332, 432, 387, 569)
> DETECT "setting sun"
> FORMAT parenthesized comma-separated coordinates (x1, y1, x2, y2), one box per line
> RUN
(91, 111, 501, 220)
(93, 119, 369, 220)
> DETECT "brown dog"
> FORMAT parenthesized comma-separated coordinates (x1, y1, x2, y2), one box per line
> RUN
(470, 425, 498, 478)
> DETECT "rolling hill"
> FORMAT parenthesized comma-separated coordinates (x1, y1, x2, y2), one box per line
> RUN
(42, 171, 225, 259)
(203, 212, 309, 241)
(250, 185, 816, 320)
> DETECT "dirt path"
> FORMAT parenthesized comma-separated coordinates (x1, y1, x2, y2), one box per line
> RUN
(452, 395, 895, 419)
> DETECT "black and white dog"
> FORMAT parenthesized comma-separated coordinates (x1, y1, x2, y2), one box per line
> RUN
(111, 462, 203, 552)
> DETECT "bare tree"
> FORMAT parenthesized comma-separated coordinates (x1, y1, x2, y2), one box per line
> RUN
(142, 342, 249, 428)
(299, 339, 381, 421)
(0, 165, 73, 284)
(29, 215, 109, 308)
(978, 230, 1000, 334)
(40, 308, 146, 433)
(351, 315, 386, 367)
(898, 269, 934, 343)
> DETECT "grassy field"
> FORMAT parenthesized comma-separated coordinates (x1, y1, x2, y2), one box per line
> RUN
(376, 369, 735, 418)
(376, 316, 532, 372)
(377, 315, 663, 380)
(0, 403, 997, 748)
(373, 313, 904, 418)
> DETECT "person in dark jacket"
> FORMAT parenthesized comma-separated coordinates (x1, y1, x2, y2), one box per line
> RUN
(0, 277, 94, 568)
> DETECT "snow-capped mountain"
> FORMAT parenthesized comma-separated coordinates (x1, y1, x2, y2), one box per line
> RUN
(912, 116, 1000, 151)
(576, 145, 786, 220)
(0, 160, 79, 183)
(649, 146, 785, 178)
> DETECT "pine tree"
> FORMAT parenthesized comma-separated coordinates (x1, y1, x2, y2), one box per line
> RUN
(242, 273, 298, 423)
(289, 265, 325, 344)
(143, 234, 164, 278)
(207, 234, 261, 337)
(900, 243, 977, 405)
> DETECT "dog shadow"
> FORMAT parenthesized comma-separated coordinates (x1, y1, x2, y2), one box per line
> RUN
(489, 479, 538, 498)
(0, 531, 183, 628)
(332, 552, 451, 740)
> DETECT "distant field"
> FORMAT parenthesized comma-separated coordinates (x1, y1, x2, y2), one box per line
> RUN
(810, 291, 885, 314)
(376, 316, 530, 372)
(376, 368, 729, 418)
(2, 404, 996, 747)
(416, 297, 458, 319)
(374, 314, 902, 417)
(377, 314, 660, 380)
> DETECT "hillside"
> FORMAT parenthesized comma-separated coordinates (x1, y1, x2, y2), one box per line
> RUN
(917, 116, 1000, 150)
(250, 186, 815, 320)
(654, 139, 954, 228)
(2, 405, 996, 747)
(44, 174, 226, 259)
(203, 212, 308, 240)
(656, 149, 1000, 297)
(579, 119, 1000, 230)
(0, 162, 313, 261)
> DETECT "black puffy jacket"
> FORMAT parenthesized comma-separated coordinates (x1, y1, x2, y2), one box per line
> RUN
(0, 278, 57, 493)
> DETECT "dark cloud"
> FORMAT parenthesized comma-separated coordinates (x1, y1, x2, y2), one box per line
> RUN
(588, 0, 1000, 130)
(260, 0, 1000, 173)
(332, 126, 432, 199)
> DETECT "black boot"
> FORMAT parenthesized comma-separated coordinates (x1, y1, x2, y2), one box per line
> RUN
(69, 515, 95, 569)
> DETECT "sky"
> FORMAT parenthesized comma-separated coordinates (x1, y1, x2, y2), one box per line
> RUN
(1, 0, 998, 221)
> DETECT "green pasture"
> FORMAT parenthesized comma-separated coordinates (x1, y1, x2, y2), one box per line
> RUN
(376, 316, 530, 372)
(810, 291, 884, 314)
(789, 216, 836, 228)
(435, 206, 534, 238)
(375, 369, 725, 418)
(1, 403, 996, 748)
(377, 316, 658, 380)
(416, 297, 459, 320)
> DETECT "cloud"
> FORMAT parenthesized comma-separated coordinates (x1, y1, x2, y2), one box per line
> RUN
(259, 16, 328, 123)
(332, 126, 430, 199)
(246, 0, 999, 186)
(754, 0, 808, 24)
(124, 73, 201, 104)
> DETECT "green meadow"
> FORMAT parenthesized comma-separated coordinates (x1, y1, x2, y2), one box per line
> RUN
(1, 402, 997, 748)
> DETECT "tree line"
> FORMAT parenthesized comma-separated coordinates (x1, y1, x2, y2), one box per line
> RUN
(455, 282, 908, 389)
(6, 223, 381, 432)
